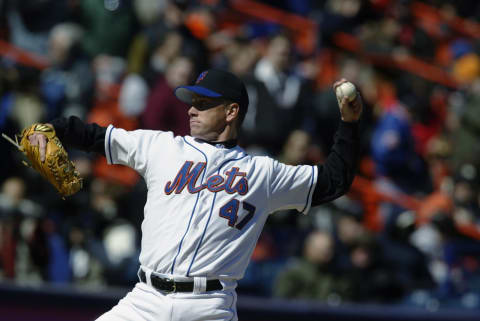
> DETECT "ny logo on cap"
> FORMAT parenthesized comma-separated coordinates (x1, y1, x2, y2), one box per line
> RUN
(195, 71, 208, 84)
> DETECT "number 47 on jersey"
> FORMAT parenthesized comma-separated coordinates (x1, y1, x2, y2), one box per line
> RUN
(219, 199, 256, 230)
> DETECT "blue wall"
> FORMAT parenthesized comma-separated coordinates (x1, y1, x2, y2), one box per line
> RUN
(0, 282, 479, 321)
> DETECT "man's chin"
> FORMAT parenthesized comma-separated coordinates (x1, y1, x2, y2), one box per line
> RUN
(190, 130, 203, 140)
(190, 131, 210, 141)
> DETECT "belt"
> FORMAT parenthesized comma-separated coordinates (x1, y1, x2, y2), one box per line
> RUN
(139, 269, 223, 293)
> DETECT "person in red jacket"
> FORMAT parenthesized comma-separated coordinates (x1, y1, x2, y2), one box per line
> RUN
(141, 56, 194, 136)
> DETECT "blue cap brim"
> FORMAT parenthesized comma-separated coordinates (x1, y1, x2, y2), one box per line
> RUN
(174, 86, 222, 105)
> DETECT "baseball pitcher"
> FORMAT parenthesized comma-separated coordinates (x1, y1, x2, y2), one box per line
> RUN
(26, 69, 362, 320)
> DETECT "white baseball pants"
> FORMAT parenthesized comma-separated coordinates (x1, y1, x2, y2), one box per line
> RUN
(95, 282, 238, 321)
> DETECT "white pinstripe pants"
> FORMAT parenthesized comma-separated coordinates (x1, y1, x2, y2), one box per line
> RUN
(95, 282, 238, 321)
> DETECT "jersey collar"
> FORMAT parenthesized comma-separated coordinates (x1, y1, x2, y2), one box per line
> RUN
(195, 138, 238, 149)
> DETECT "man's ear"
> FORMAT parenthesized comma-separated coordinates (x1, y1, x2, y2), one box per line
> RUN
(225, 103, 239, 123)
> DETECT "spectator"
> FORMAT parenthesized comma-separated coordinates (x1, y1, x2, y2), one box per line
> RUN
(6, 0, 76, 56)
(141, 56, 194, 135)
(227, 38, 277, 151)
(418, 212, 480, 299)
(274, 230, 353, 302)
(68, 225, 104, 286)
(449, 79, 480, 170)
(254, 34, 314, 153)
(118, 73, 150, 118)
(371, 101, 432, 195)
(130, 1, 208, 81)
(378, 211, 435, 297)
(333, 211, 366, 270)
(41, 23, 94, 119)
(105, 222, 139, 284)
(344, 234, 403, 303)
(4, 66, 45, 130)
(0, 177, 42, 280)
(79, 0, 138, 58)
(141, 30, 184, 87)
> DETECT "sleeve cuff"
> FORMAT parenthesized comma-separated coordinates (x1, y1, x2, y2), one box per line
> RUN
(50, 117, 68, 139)
(300, 165, 318, 215)
(105, 125, 115, 164)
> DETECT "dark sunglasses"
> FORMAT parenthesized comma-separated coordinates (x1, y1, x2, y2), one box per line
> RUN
(191, 98, 231, 111)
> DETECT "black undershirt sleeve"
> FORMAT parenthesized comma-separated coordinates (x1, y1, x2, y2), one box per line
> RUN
(50, 116, 107, 156)
(311, 121, 359, 206)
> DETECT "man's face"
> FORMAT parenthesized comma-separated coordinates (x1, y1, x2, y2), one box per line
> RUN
(188, 96, 229, 141)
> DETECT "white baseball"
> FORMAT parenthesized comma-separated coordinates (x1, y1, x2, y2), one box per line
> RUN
(335, 82, 357, 102)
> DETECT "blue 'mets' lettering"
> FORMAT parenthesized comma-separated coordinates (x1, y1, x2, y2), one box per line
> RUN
(224, 167, 248, 195)
(165, 162, 248, 196)
(206, 175, 224, 192)
(234, 177, 248, 195)
(165, 161, 206, 195)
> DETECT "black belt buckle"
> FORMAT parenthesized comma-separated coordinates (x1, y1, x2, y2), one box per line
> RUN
(167, 278, 176, 293)
(154, 275, 177, 293)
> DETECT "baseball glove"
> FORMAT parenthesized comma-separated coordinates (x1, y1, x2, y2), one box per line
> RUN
(3, 123, 83, 197)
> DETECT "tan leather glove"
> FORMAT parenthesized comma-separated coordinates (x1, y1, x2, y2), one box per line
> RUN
(4, 123, 83, 197)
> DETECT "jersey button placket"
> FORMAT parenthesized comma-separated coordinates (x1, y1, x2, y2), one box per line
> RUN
(187, 156, 221, 275)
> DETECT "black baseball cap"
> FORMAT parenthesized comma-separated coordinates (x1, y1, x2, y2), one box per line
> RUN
(175, 69, 249, 112)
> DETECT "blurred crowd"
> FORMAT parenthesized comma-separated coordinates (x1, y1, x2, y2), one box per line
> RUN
(0, 0, 480, 311)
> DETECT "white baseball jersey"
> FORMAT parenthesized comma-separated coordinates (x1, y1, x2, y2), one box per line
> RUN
(105, 125, 317, 281)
